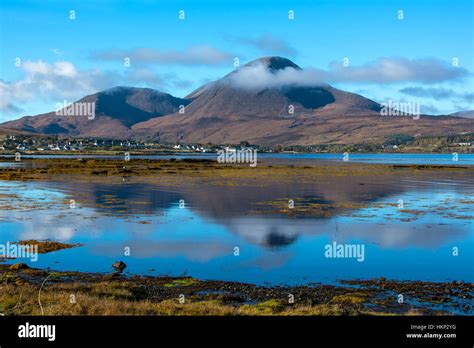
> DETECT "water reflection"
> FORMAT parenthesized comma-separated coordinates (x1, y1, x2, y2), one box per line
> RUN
(0, 168, 473, 285)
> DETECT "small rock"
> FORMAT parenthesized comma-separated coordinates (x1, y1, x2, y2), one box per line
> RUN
(9, 262, 30, 270)
(112, 261, 127, 273)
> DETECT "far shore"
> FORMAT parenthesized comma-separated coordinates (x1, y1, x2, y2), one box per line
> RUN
(0, 148, 474, 156)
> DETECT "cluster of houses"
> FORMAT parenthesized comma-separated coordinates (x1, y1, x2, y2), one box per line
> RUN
(172, 144, 208, 152)
(0, 135, 146, 152)
(0, 135, 262, 154)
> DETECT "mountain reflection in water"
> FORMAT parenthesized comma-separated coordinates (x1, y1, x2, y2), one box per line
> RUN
(0, 168, 472, 285)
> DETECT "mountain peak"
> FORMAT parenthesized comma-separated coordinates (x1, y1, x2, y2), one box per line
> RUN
(244, 56, 301, 71)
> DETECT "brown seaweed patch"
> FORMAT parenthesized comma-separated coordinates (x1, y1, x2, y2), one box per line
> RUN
(15, 240, 82, 254)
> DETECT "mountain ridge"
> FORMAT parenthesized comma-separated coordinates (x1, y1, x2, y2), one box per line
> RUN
(2, 86, 189, 138)
(2, 57, 473, 145)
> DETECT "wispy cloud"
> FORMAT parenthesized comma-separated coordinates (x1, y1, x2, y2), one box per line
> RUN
(92, 45, 233, 66)
(400, 87, 474, 102)
(0, 101, 24, 117)
(225, 34, 296, 55)
(50, 48, 64, 56)
(420, 104, 440, 114)
(322, 57, 468, 83)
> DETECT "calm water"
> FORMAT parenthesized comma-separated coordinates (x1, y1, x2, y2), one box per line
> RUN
(1, 153, 474, 165)
(0, 156, 473, 287)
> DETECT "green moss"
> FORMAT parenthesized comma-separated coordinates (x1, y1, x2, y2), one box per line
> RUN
(0, 298, 18, 312)
(163, 278, 198, 287)
(241, 299, 286, 314)
(331, 293, 368, 304)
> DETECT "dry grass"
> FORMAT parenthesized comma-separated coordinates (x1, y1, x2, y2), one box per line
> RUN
(0, 281, 379, 316)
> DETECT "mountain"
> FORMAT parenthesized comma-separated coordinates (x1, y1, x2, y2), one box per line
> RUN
(0, 127, 35, 136)
(188, 57, 381, 116)
(132, 56, 384, 143)
(1, 87, 189, 138)
(2, 57, 474, 145)
(132, 57, 473, 144)
(450, 110, 474, 119)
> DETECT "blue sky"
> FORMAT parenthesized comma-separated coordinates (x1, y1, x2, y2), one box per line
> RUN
(0, 0, 473, 121)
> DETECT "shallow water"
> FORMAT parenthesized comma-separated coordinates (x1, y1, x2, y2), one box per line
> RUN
(1, 153, 474, 165)
(0, 164, 473, 287)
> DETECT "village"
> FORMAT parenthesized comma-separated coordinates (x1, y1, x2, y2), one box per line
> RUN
(0, 133, 472, 155)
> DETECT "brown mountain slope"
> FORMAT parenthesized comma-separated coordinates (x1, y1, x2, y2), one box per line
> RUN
(132, 111, 474, 145)
(0, 127, 35, 135)
(132, 57, 473, 144)
(180, 56, 381, 118)
(1, 87, 190, 138)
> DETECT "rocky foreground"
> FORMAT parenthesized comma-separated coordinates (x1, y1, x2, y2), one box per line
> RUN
(0, 263, 472, 316)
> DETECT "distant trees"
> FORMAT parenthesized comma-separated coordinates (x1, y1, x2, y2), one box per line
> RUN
(274, 144, 284, 152)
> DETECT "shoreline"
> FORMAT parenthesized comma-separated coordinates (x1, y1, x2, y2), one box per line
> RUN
(1, 263, 472, 316)
(1, 149, 474, 156)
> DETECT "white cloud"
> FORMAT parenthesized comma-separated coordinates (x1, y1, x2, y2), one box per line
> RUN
(53, 61, 78, 77)
(0, 60, 117, 116)
(22, 60, 50, 74)
(226, 62, 324, 90)
(0, 60, 189, 119)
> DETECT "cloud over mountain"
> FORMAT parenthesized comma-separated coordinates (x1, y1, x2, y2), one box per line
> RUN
(226, 61, 323, 90)
(226, 57, 469, 91)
